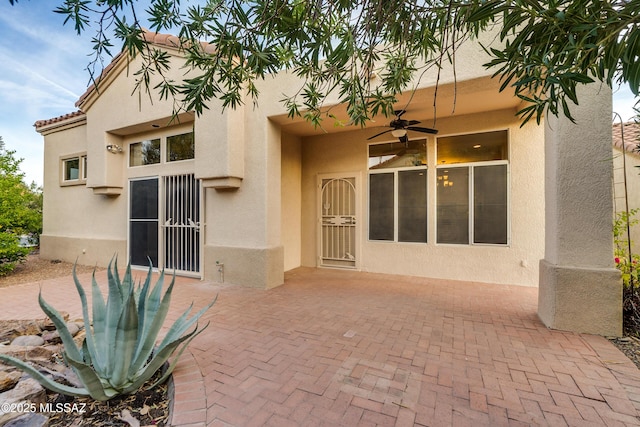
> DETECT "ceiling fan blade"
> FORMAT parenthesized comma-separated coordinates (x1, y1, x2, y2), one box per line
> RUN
(407, 120, 421, 126)
(406, 126, 438, 134)
(367, 129, 393, 140)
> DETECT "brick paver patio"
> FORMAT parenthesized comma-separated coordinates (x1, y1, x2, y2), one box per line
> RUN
(1, 267, 640, 426)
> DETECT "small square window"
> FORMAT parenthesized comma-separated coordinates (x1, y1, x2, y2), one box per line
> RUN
(130, 139, 161, 166)
(64, 158, 80, 181)
(167, 132, 195, 162)
(61, 154, 86, 186)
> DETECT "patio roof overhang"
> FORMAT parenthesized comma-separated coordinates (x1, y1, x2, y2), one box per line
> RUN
(269, 75, 525, 137)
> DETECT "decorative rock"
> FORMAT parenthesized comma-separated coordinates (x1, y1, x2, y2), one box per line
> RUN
(4, 413, 49, 427)
(42, 312, 69, 331)
(25, 347, 55, 363)
(0, 378, 46, 405)
(65, 322, 80, 337)
(0, 378, 45, 426)
(10, 336, 44, 347)
(0, 372, 20, 393)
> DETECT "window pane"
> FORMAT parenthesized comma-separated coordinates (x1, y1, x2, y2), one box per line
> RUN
(130, 179, 158, 220)
(398, 169, 427, 242)
(437, 168, 469, 244)
(437, 130, 508, 164)
(369, 173, 395, 240)
(167, 132, 195, 162)
(129, 139, 160, 166)
(474, 164, 508, 244)
(64, 158, 79, 181)
(369, 140, 426, 169)
(129, 221, 158, 267)
(82, 156, 87, 179)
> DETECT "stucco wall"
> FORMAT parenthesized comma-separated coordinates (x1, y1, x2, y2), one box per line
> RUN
(41, 121, 127, 267)
(300, 108, 545, 286)
(281, 133, 302, 271)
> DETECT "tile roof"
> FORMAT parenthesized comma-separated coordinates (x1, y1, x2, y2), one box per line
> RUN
(613, 122, 640, 154)
(33, 110, 85, 130)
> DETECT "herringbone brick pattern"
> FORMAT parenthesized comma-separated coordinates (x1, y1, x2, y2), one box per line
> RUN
(2, 267, 640, 426)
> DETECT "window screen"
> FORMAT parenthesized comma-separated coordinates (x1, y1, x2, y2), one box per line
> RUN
(398, 169, 427, 242)
(437, 168, 469, 244)
(369, 173, 395, 241)
(474, 164, 508, 244)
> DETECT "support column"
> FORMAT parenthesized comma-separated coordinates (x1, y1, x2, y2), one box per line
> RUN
(538, 83, 622, 336)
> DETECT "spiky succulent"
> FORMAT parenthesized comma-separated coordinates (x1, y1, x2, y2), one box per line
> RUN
(0, 258, 216, 401)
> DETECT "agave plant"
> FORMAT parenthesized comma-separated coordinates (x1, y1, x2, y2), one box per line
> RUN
(0, 258, 216, 401)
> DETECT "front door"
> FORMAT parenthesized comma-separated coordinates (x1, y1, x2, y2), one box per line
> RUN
(318, 174, 358, 269)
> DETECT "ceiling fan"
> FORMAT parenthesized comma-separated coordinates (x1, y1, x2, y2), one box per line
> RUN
(367, 110, 438, 143)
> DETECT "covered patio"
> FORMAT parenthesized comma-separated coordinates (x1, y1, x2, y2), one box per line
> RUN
(1, 267, 638, 426)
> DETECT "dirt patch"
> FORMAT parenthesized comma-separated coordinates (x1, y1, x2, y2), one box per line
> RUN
(0, 252, 102, 288)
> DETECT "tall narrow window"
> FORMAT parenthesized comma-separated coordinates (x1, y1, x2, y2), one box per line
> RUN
(474, 165, 508, 244)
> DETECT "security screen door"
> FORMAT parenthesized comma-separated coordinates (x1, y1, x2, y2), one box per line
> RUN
(129, 174, 200, 274)
(319, 175, 357, 268)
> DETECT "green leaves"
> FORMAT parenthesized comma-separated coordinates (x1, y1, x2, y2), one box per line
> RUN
(42, 0, 640, 126)
(0, 258, 216, 401)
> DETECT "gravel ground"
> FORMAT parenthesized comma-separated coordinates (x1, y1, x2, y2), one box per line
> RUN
(0, 251, 102, 288)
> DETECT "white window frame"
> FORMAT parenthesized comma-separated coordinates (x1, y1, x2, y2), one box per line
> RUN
(367, 138, 429, 244)
(128, 130, 195, 168)
(435, 129, 510, 246)
(60, 153, 87, 186)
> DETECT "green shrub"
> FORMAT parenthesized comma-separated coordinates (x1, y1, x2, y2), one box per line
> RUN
(0, 258, 216, 401)
(0, 232, 30, 276)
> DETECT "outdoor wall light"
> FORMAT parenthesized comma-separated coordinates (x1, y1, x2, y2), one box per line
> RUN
(106, 144, 123, 154)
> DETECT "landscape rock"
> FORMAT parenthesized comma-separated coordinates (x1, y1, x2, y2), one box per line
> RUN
(41, 312, 69, 331)
(0, 372, 21, 393)
(0, 378, 45, 426)
(9, 336, 44, 347)
(0, 321, 42, 343)
(4, 413, 48, 427)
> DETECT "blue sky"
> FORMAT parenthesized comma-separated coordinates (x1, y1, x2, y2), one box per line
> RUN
(0, 2, 638, 186)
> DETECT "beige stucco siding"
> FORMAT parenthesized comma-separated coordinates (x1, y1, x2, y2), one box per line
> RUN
(300, 108, 545, 286)
(41, 121, 127, 266)
(281, 133, 302, 271)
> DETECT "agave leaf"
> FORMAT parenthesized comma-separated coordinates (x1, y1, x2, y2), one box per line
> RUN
(157, 297, 217, 351)
(0, 354, 90, 398)
(38, 291, 82, 361)
(146, 322, 210, 390)
(90, 270, 108, 373)
(104, 259, 125, 378)
(72, 264, 105, 375)
(122, 323, 204, 394)
(129, 270, 175, 376)
(111, 283, 139, 389)
(64, 354, 119, 401)
(135, 263, 154, 343)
